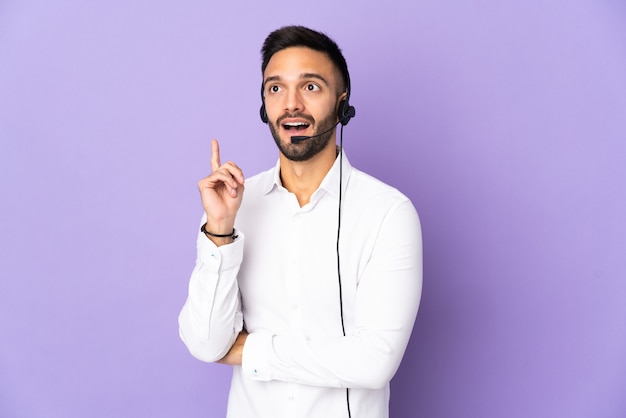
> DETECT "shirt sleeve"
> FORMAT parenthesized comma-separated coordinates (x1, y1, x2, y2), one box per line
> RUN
(241, 200, 423, 389)
(178, 218, 245, 362)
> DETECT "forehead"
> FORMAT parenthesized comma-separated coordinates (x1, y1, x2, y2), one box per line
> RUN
(263, 47, 339, 84)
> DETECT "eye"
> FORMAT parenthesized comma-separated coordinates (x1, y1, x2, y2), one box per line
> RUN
(269, 85, 282, 94)
(305, 83, 320, 92)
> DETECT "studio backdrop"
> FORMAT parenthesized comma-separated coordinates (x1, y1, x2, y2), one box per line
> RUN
(1, 1, 625, 417)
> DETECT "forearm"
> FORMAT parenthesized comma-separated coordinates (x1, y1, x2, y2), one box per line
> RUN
(178, 227, 245, 362)
(242, 324, 417, 389)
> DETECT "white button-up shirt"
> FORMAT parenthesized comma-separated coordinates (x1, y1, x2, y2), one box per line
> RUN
(179, 152, 422, 418)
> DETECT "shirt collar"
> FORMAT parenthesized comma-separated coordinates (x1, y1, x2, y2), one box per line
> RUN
(261, 147, 353, 199)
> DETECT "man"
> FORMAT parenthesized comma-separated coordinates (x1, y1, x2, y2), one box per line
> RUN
(179, 25, 422, 418)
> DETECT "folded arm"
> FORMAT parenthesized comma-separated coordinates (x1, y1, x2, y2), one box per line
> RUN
(234, 200, 423, 389)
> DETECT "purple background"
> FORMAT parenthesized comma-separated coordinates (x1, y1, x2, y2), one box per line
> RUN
(1, 1, 625, 417)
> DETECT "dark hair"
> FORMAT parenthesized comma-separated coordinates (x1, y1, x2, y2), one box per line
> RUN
(261, 25, 350, 95)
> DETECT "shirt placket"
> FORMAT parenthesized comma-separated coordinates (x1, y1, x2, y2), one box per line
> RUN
(283, 208, 305, 412)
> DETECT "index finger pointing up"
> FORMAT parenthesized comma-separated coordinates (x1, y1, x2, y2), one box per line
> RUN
(211, 139, 221, 172)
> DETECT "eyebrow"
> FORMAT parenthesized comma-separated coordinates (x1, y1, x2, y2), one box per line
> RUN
(263, 72, 330, 87)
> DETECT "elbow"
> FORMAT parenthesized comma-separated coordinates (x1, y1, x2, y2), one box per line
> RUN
(178, 305, 237, 363)
(345, 332, 406, 389)
(343, 351, 401, 390)
(351, 362, 398, 390)
(178, 327, 231, 363)
(187, 346, 226, 364)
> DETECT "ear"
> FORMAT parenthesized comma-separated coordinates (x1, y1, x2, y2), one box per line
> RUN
(336, 92, 348, 106)
(334, 91, 348, 116)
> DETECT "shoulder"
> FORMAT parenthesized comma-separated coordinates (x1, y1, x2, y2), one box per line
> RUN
(348, 166, 420, 227)
(342, 167, 421, 257)
(347, 167, 413, 208)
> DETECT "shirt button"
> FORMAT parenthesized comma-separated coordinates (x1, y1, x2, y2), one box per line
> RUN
(288, 395, 295, 401)
(291, 304, 298, 311)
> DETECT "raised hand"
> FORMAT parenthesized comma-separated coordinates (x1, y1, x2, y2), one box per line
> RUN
(198, 139, 245, 244)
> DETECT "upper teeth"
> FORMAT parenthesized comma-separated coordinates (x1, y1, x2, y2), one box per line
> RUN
(285, 122, 307, 127)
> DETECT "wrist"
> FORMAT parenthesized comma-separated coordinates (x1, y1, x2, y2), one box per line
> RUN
(201, 222, 238, 246)
(203, 213, 235, 233)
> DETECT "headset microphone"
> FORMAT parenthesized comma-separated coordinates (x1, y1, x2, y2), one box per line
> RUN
(290, 120, 342, 143)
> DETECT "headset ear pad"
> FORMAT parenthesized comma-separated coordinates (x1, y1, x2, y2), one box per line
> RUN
(337, 99, 356, 126)
(260, 103, 268, 124)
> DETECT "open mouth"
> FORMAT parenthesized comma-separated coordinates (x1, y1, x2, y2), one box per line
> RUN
(282, 121, 310, 132)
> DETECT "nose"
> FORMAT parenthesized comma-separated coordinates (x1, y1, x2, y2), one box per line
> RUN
(284, 88, 304, 114)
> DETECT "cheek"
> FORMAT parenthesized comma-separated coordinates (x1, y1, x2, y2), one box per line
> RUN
(307, 97, 338, 119)
(264, 99, 286, 120)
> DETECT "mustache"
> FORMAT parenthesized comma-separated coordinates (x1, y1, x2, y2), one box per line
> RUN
(276, 113, 315, 125)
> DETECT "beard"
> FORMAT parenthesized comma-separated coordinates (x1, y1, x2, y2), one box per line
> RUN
(269, 110, 337, 162)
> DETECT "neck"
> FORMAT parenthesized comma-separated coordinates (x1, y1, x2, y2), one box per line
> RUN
(279, 142, 337, 207)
